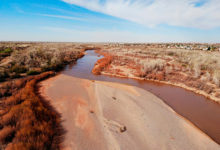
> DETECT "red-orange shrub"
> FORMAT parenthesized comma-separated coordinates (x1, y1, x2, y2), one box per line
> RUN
(92, 55, 112, 75)
(0, 72, 65, 150)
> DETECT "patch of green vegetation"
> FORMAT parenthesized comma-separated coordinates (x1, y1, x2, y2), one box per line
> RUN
(0, 48, 13, 54)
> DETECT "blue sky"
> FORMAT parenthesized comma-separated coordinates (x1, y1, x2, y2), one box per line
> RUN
(0, 0, 220, 43)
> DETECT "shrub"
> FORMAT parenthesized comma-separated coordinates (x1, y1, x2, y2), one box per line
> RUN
(201, 72, 211, 82)
(1, 43, 85, 81)
(193, 64, 201, 78)
(139, 59, 165, 76)
(0, 48, 13, 54)
(27, 70, 40, 75)
(167, 51, 174, 56)
(0, 72, 65, 150)
(10, 65, 27, 74)
(0, 70, 9, 82)
(213, 71, 220, 87)
(92, 55, 112, 75)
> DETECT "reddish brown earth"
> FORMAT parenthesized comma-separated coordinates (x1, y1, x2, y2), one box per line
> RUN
(39, 74, 220, 150)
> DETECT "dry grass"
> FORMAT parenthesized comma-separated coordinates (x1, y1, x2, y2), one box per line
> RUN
(0, 42, 85, 82)
(97, 44, 220, 100)
(102, 46, 220, 86)
(0, 72, 65, 150)
(139, 59, 165, 76)
(213, 71, 220, 87)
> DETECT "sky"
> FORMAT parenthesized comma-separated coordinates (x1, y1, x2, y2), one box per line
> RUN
(0, 0, 220, 43)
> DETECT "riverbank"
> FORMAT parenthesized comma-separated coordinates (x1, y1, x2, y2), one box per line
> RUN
(39, 74, 220, 150)
(101, 72, 220, 103)
(95, 47, 220, 104)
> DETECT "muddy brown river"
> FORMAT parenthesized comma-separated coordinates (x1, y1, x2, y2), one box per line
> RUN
(62, 50, 220, 144)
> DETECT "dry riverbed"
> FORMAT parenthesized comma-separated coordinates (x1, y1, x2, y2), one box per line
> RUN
(39, 74, 220, 150)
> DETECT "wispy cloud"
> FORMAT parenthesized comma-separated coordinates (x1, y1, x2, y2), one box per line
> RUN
(62, 0, 220, 29)
(37, 13, 85, 21)
(35, 12, 128, 25)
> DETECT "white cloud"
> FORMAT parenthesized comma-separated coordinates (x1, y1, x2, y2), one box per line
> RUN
(61, 0, 220, 29)
(35, 12, 125, 25)
(37, 13, 85, 21)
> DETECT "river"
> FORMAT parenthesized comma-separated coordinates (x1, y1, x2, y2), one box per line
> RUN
(62, 50, 220, 144)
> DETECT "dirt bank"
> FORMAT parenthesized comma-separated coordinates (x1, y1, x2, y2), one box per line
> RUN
(39, 74, 219, 150)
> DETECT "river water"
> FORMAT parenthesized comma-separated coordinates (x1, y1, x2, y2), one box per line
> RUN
(62, 50, 220, 144)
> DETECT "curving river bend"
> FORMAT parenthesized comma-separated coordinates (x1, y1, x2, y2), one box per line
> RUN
(62, 50, 220, 144)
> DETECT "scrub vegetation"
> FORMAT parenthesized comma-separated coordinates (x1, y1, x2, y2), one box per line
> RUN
(92, 52, 112, 75)
(94, 43, 220, 103)
(0, 42, 88, 149)
(0, 72, 65, 150)
(0, 42, 85, 82)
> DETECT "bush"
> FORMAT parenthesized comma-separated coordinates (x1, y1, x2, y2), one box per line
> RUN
(0, 71, 9, 82)
(213, 71, 220, 87)
(1, 43, 85, 81)
(27, 70, 40, 75)
(0, 72, 65, 150)
(139, 59, 165, 77)
(167, 51, 174, 56)
(10, 65, 27, 74)
(0, 48, 13, 54)
(92, 55, 112, 75)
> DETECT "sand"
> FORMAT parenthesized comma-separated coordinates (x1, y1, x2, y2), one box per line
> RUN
(39, 74, 220, 150)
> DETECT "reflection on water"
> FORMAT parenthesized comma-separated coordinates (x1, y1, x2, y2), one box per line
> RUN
(62, 50, 220, 144)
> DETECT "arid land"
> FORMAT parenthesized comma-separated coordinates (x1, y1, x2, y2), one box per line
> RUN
(0, 42, 220, 149)
(0, 42, 88, 149)
(93, 43, 220, 103)
(39, 74, 220, 150)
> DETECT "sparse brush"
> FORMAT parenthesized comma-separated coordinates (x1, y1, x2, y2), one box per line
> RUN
(213, 71, 220, 87)
(201, 72, 211, 82)
(140, 59, 165, 76)
(193, 64, 201, 78)
(0, 43, 85, 81)
(101, 45, 220, 100)
(165, 66, 172, 75)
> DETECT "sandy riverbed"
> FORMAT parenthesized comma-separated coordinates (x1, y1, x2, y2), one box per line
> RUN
(39, 74, 220, 150)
